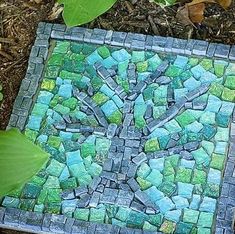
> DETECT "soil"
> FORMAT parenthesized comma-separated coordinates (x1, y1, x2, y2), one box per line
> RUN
(0, 0, 235, 131)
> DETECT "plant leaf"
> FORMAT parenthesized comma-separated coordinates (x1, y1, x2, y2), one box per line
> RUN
(58, 0, 117, 27)
(0, 128, 49, 196)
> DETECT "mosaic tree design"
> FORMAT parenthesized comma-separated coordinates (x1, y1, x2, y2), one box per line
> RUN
(1, 40, 235, 233)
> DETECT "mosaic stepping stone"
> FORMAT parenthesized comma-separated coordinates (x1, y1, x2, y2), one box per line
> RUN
(2, 23, 235, 234)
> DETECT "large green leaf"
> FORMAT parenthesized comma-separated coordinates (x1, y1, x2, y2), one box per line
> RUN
(58, 0, 117, 27)
(0, 128, 49, 196)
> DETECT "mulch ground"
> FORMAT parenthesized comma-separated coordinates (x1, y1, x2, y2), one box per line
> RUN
(0, 0, 235, 130)
(0, 229, 28, 234)
(0, 1, 234, 233)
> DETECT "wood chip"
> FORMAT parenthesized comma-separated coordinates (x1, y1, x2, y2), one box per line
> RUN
(0, 37, 15, 44)
(148, 15, 160, 35)
(0, 50, 13, 60)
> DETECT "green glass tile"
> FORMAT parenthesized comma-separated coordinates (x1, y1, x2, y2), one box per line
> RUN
(197, 212, 214, 228)
(97, 46, 111, 59)
(159, 220, 176, 234)
(200, 59, 213, 71)
(74, 208, 90, 221)
(22, 183, 41, 199)
(45, 202, 61, 214)
(45, 66, 60, 78)
(108, 110, 122, 125)
(127, 210, 147, 229)
(188, 58, 199, 66)
(47, 136, 62, 149)
(70, 53, 86, 61)
(165, 65, 182, 77)
(136, 61, 148, 72)
(175, 167, 192, 183)
(209, 83, 224, 97)
(176, 110, 195, 127)
(73, 61, 86, 73)
(19, 199, 35, 211)
(48, 53, 64, 66)
(145, 138, 160, 152)
(92, 92, 109, 106)
(214, 61, 226, 77)
(24, 129, 38, 142)
(191, 169, 207, 185)
(136, 177, 152, 190)
(71, 42, 83, 53)
(90, 207, 106, 223)
(81, 143, 96, 158)
(47, 189, 62, 203)
(41, 79, 56, 91)
(204, 183, 220, 198)
(82, 44, 96, 55)
(2, 196, 20, 208)
(175, 222, 193, 234)
(225, 75, 235, 89)
(210, 153, 225, 170)
(54, 41, 70, 53)
(158, 181, 176, 196)
(222, 87, 235, 102)
(91, 76, 103, 91)
(183, 209, 199, 224)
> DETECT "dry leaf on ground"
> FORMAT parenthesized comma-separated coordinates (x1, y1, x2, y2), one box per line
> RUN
(217, 0, 232, 9)
(188, 2, 206, 23)
(187, 0, 215, 6)
(177, 0, 231, 25)
(176, 5, 194, 26)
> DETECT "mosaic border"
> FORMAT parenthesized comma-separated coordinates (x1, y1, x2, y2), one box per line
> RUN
(2, 22, 235, 234)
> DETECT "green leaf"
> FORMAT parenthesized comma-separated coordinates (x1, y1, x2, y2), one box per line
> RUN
(58, 0, 117, 27)
(0, 128, 49, 196)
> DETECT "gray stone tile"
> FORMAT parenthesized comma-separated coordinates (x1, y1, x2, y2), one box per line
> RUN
(185, 39, 196, 55)
(172, 38, 187, 53)
(207, 42, 217, 57)
(4, 208, 21, 226)
(152, 36, 166, 52)
(145, 35, 154, 50)
(215, 44, 231, 58)
(36, 22, 46, 34)
(111, 31, 127, 46)
(192, 39, 209, 56)
(164, 37, 174, 52)
(229, 45, 235, 60)
(52, 24, 66, 31)
(0, 207, 5, 224)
